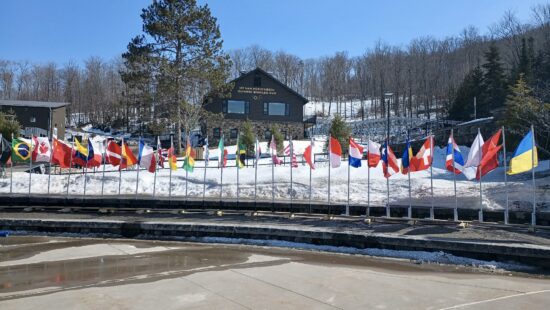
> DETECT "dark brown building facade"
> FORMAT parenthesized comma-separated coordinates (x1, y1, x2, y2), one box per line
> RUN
(0, 100, 68, 139)
(203, 68, 309, 144)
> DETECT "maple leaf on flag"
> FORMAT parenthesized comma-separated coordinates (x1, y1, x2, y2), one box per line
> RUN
(39, 142, 49, 154)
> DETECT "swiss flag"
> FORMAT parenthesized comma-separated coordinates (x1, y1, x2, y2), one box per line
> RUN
(477, 129, 502, 180)
(410, 136, 434, 172)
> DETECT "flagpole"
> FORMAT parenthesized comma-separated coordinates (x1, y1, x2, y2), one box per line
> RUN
(531, 124, 536, 227)
(29, 138, 33, 198)
(478, 128, 483, 223)
(153, 137, 158, 198)
(502, 126, 509, 224)
(451, 129, 458, 222)
(271, 136, 275, 210)
(10, 133, 13, 195)
(346, 136, 350, 216)
(83, 139, 89, 199)
(407, 132, 412, 219)
(309, 136, 313, 214)
(328, 134, 331, 216)
(236, 133, 240, 206)
(220, 134, 224, 202)
(203, 136, 208, 204)
(66, 140, 73, 198)
(169, 135, 173, 200)
(101, 139, 107, 196)
(135, 138, 141, 200)
(118, 138, 123, 196)
(386, 138, 390, 218)
(429, 134, 434, 220)
(290, 137, 293, 209)
(367, 134, 370, 217)
(185, 135, 189, 202)
(48, 137, 54, 195)
(254, 136, 258, 204)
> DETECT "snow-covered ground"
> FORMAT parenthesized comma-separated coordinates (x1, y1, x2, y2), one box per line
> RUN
(1, 138, 548, 212)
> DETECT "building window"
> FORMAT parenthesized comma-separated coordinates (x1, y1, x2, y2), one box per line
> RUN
(264, 129, 271, 140)
(254, 75, 262, 87)
(225, 100, 249, 114)
(30, 116, 36, 123)
(213, 128, 221, 139)
(230, 128, 238, 139)
(264, 102, 289, 116)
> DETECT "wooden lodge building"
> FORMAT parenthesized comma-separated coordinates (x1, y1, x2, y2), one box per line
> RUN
(0, 99, 68, 139)
(203, 68, 311, 144)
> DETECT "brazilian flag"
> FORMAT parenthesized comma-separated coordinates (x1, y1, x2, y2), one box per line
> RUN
(236, 139, 246, 169)
(12, 138, 31, 163)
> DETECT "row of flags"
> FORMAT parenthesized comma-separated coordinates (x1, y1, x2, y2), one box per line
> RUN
(0, 127, 538, 178)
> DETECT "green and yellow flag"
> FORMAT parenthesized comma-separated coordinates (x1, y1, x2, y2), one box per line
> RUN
(11, 138, 31, 163)
(236, 137, 246, 169)
(183, 139, 195, 172)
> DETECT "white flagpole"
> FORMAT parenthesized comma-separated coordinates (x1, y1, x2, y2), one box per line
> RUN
(118, 138, 123, 196)
(135, 137, 141, 199)
(328, 134, 331, 215)
(254, 136, 258, 204)
(10, 133, 13, 195)
(309, 136, 313, 213)
(48, 137, 54, 195)
(185, 135, 189, 202)
(346, 136, 350, 216)
(531, 124, 536, 227)
(153, 137, 159, 198)
(220, 134, 224, 202)
(83, 138, 89, 198)
(101, 139, 107, 196)
(429, 134, 434, 220)
(236, 133, 240, 205)
(203, 136, 208, 203)
(502, 126, 509, 224)
(451, 129, 458, 222)
(29, 138, 33, 198)
(478, 128, 483, 223)
(66, 140, 74, 198)
(367, 135, 370, 217)
(290, 137, 293, 207)
(407, 133, 412, 219)
(386, 139, 390, 218)
(169, 135, 173, 200)
(271, 136, 275, 208)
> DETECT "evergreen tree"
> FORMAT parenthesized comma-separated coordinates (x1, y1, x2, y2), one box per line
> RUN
(270, 124, 284, 155)
(325, 114, 351, 154)
(448, 66, 484, 120)
(481, 43, 507, 114)
(0, 112, 20, 139)
(122, 0, 231, 152)
(239, 120, 255, 156)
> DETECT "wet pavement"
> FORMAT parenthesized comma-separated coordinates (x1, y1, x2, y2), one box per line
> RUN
(1, 236, 550, 309)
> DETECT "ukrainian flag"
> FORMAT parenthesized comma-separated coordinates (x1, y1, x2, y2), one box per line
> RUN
(508, 129, 538, 175)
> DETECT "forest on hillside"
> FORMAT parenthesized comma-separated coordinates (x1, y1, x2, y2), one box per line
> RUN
(0, 4, 549, 133)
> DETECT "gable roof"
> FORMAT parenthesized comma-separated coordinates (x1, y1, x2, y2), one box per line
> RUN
(231, 67, 309, 104)
(0, 99, 70, 109)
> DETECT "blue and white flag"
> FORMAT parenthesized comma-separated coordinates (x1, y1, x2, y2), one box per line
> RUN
(446, 134, 465, 174)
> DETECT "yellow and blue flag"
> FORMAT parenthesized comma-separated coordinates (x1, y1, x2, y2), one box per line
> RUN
(508, 130, 538, 175)
(401, 138, 413, 174)
(11, 138, 31, 162)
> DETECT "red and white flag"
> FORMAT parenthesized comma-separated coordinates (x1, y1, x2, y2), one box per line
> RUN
(32, 136, 51, 163)
(477, 129, 502, 180)
(367, 140, 381, 168)
(106, 140, 122, 166)
(270, 135, 282, 165)
(329, 136, 342, 168)
(410, 136, 434, 172)
(303, 138, 315, 169)
(138, 140, 156, 173)
(284, 142, 298, 168)
(381, 142, 399, 178)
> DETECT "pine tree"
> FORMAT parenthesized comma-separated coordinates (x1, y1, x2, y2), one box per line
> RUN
(448, 66, 484, 121)
(122, 0, 231, 152)
(239, 120, 255, 156)
(325, 114, 351, 154)
(481, 43, 507, 114)
(0, 112, 20, 139)
(270, 124, 284, 155)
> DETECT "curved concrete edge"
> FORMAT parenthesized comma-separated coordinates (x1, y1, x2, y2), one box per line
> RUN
(2, 218, 550, 269)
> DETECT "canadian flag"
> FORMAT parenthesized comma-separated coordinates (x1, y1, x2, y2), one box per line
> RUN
(32, 136, 51, 163)
(329, 136, 342, 168)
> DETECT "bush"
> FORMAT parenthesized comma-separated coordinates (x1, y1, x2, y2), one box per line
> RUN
(325, 114, 351, 154)
(239, 120, 255, 156)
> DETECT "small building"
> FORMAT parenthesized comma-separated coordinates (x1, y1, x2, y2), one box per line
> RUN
(0, 99, 68, 139)
(203, 68, 309, 144)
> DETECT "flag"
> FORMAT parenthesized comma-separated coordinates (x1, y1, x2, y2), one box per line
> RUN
(508, 129, 538, 175)
(303, 138, 315, 170)
(12, 138, 31, 163)
(121, 141, 138, 169)
(329, 136, 342, 168)
(51, 138, 72, 168)
(270, 135, 282, 165)
(349, 137, 363, 168)
(31, 136, 51, 163)
(410, 136, 433, 172)
(157, 137, 165, 168)
(477, 129, 502, 180)
(204, 137, 210, 166)
(167, 138, 178, 171)
(254, 138, 261, 167)
(138, 139, 156, 173)
(106, 140, 122, 166)
(236, 137, 246, 169)
(381, 142, 399, 178)
(0, 136, 11, 164)
(445, 134, 465, 174)
(367, 140, 381, 168)
(183, 139, 195, 172)
(218, 136, 227, 168)
(401, 138, 413, 174)
(72, 137, 93, 167)
(463, 131, 484, 180)
(284, 142, 298, 168)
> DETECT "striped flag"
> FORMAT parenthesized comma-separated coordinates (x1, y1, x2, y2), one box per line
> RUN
(284, 142, 298, 168)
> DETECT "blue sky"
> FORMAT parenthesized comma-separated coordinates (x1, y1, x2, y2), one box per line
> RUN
(0, 0, 544, 65)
